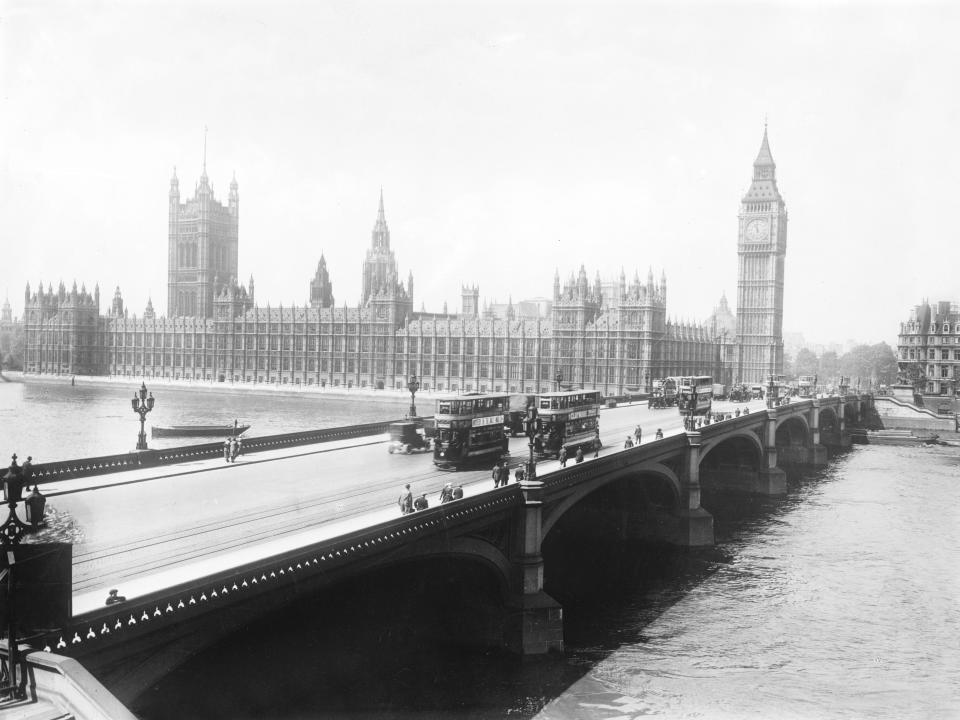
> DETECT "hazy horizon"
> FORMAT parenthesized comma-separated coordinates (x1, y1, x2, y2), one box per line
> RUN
(3, 1, 958, 350)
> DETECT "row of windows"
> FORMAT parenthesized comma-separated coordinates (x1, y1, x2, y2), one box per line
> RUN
(902, 348, 960, 360)
(902, 323, 960, 334)
(95, 352, 663, 381)
(903, 335, 960, 345)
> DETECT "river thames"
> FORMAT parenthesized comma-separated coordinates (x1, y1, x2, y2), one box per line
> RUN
(2, 377, 958, 719)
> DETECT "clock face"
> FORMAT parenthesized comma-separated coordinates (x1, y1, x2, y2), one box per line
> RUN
(745, 218, 770, 242)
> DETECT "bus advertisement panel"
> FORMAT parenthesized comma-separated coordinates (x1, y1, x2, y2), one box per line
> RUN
(534, 390, 602, 457)
(433, 393, 509, 469)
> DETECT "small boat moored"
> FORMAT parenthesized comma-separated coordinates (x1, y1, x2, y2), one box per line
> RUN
(852, 429, 939, 446)
(151, 423, 250, 438)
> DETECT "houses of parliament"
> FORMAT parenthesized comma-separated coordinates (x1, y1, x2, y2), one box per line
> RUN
(21, 128, 787, 394)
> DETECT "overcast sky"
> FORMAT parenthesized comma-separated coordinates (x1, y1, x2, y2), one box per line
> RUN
(2, 1, 958, 348)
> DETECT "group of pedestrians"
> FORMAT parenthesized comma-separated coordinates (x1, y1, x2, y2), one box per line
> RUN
(557, 446, 586, 467)
(492, 461, 516, 487)
(223, 436, 242, 463)
(398, 482, 463, 515)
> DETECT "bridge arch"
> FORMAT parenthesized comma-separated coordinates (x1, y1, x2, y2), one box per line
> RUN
(775, 414, 810, 446)
(386, 535, 512, 599)
(541, 461, 682, 540)
(699, 430, 764, 471)
(819, 405, 841, 445)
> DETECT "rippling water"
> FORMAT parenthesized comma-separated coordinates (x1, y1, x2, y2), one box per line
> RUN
(542, 443, 960, 720)
(0, 376, 408, 461)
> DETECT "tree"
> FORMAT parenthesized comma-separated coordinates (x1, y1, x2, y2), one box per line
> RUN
(792, 348, 819, 377)
(838, 343, 899, 388)
(819, 350, 839, 383)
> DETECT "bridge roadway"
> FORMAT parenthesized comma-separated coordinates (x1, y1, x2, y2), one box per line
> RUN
(46, 399, 734, 616)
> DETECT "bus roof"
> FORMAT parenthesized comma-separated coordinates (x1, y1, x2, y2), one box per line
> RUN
(537, 389, 601, 397)
(434, 392, 510, 401)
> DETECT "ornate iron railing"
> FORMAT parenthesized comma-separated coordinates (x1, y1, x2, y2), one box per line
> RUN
(26, 419, 411, 485)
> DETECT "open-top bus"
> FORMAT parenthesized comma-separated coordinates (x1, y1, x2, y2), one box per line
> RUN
(433, 392, 510, 469)
(677, 376, 713, 416)
(534, 389, 602, 458)
(798, 375, 816, 398)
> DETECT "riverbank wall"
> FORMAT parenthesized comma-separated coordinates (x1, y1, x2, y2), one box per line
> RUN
(9, 371, 418, 405)
(873, 395, 958, 433)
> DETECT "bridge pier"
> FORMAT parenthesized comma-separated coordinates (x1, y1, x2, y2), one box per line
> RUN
(505, 479, 563, 655)
(676, 432, 714, 546)
(807, 400, 829, 467)
(759, 412, 787, 495)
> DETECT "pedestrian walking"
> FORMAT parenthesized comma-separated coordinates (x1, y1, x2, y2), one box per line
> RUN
(452, 484, 464, 500)
(575, 447, 584, 464)
(514, 465, 525, 483)
(655, 428, 663, 440)
(438, 483, 454, 504)
(232, 437, 242, 462)
(492, 461, 502, 488)
(634, 425, 642, 444)
(22, 456, 33, 481)
(398, 483, 413, 515)
(500, 463, 510, 486)
(593, 434, 601, 458)
(559, 447, 568, 467)
(624, 436, 634, 449)
(413, 493, 429, 511)
(223, 439, 231, 463)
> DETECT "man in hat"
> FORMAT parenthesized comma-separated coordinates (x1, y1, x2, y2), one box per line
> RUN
(439, 483, 454, 504)
(398, 483, 413, 515)
(413, 493, 429, 511)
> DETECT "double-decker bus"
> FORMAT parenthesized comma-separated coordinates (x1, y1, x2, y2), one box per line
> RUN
(433, 392, 510, 469)
(649, 378, 678, 409)
(798, 375, 816, 398)
(677, 376, 713, 416)
(535, 390, 602, 457)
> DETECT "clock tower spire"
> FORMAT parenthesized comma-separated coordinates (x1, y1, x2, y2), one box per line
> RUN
(735, 124, 788, 385)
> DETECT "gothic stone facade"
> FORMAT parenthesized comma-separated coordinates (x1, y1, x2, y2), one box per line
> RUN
(24, 132, 787, 393)
(167, 166, 239, 319)
(735, 126, 787, 384)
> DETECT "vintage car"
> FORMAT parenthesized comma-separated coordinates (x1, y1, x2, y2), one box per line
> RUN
(386, 421, 431, 454)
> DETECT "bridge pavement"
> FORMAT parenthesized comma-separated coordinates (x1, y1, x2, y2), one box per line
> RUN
(45, 398, 737, 616)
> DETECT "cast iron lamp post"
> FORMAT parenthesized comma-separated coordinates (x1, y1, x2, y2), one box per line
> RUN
(524, 403, 540, 480)
(131, 382, 155, 451)
(407, 374, 420, 418)
(1, 454, 47, 700)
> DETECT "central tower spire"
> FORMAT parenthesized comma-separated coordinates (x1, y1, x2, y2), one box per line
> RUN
(371, 187, 390, 250)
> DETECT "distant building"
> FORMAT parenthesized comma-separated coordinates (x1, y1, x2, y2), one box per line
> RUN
(735, 125, 787, 384)
(25, 127, 797, 395)
(167, 162, 239, 319)
(897, 300, 960, 396)
(0, 294, 24, 367)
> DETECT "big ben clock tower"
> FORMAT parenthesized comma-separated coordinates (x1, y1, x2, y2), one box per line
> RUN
(735, 125, 787, 385)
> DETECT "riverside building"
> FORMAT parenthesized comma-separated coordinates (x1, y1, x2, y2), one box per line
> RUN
(897, 300, 960, 397)
(22, 128, 786, 394)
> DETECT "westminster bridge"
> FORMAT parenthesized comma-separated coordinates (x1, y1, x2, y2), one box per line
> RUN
(15, 394, 867, 704)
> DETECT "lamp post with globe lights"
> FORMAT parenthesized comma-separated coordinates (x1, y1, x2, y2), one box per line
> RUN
(524, 403, 540, 481)
(1, 454, 47, 700)
(407, 374, 420, 419)
(131, 382, 156, 451)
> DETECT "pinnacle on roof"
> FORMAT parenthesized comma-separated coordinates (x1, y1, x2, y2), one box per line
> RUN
(201, 125, 208, 179)
(753, 123, 775, 168)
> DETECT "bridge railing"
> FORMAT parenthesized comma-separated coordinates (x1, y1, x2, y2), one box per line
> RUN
(41, 483, 522, 656)
(26, 419, 409, 486)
